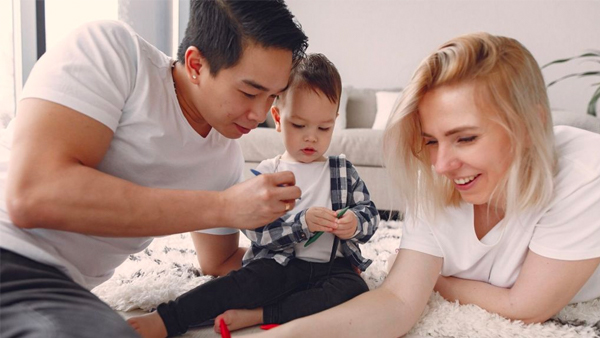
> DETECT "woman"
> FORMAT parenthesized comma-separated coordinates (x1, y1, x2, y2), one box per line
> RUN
(246, 32, 600, 337)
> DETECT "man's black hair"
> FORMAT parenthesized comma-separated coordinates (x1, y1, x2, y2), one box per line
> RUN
(177, 0, 308, 75)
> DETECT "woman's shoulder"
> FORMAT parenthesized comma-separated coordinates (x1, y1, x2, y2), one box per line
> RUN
(554, 126, 600, 178)
(550, 126, 600, 209)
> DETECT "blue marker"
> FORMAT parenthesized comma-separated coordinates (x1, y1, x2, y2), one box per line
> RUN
(251, 169, 301, 200)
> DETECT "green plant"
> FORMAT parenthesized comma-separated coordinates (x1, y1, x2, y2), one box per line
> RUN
(542, 50, 600, 117)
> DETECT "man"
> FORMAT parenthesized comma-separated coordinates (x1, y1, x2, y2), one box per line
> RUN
(0, 1, 307, 337)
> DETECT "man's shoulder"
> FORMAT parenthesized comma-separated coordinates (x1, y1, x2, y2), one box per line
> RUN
(72, 20, 136, 41)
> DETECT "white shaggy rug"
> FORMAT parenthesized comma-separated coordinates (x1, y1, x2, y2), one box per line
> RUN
(92, 221, 600, 338)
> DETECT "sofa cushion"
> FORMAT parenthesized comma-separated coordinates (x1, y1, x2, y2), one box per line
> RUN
(345, 87, 378, 129)
(239, 127, 284, 162)
(239, 127, 384, 167)
(346, 87, 403, 129)
(327, 128, 384, 167)
(551, 110, 600, 134)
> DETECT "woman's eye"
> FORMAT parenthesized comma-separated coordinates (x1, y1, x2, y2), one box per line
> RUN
(424, 139, 438, 146)
(458, 136, 477, 143)
(291, 123, 304, 128)
(318, 127, 331, 131)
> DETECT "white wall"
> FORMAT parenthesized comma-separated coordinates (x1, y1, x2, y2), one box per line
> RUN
(286, 0, 600, 116)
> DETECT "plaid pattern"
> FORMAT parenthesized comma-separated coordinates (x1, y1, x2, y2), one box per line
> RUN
(242, 155, 380, 271)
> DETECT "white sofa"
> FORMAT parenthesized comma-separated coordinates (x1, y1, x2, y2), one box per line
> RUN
(238, 87, 600, 215)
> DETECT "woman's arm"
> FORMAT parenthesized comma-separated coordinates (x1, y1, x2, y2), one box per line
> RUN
(435, 250, 600, 323)
(241, 249, 443, 338)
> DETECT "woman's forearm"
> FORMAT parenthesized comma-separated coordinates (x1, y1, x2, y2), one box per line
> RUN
(246, 287, 420, 338)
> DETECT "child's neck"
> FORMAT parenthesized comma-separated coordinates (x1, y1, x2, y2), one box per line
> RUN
(281, 152, 327, 163)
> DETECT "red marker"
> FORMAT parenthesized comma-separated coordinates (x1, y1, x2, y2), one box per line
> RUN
(260, 324, 280, 330)
(219, 318, 231, 338)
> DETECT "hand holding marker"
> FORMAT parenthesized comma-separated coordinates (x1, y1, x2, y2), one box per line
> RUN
(250, 169, 301, 199)
(304, 206, 350, 247)
(251, 169, 346, 246)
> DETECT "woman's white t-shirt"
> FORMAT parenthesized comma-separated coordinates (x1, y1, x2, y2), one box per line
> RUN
(399, 126, 600, 303)
(0, 20, 243, 289)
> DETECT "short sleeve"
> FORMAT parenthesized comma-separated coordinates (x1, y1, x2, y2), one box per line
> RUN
(530, 173, 600, 261)
(20, 20, 137, 131)
(399, 215, 444, 257)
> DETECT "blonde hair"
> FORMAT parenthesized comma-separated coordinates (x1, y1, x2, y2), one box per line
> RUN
(383, 32, 557, 220)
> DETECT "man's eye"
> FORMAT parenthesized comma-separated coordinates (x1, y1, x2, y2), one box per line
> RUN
(241, 91, 256, 98)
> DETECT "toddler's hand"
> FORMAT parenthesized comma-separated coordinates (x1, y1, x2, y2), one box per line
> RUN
(332, 210, 357, 239)
(305, 207, 338, 233)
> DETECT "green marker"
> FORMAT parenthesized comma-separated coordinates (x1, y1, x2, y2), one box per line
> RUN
(304, 206, 350, 247)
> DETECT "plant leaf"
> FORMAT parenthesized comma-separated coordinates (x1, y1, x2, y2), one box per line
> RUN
(587, 86, 600, 117)
(542, 51, 600, 69)
(547, 71, 600, 87)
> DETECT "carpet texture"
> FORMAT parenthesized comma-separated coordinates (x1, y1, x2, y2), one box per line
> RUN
(92, 221, 600, 337)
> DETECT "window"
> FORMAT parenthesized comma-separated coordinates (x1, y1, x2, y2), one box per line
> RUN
(1, 0, 176, 130)
(45, 0, 118, 51)
(0, 1, 16, 127)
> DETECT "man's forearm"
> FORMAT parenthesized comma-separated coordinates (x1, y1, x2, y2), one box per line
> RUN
(7, 164, 227, 237)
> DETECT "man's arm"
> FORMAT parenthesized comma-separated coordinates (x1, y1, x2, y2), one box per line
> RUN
(190, 232, 246, 276)
(7, 99, 301, 237)
(435, 250, 600, 323)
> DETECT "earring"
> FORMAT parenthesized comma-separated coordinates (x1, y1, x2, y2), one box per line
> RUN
(192, 75, 197, 79)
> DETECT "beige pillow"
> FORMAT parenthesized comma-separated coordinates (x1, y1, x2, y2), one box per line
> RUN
(372, 91, 401, 130)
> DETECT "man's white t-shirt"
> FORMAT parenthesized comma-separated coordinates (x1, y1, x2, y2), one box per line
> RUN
(399, 126, 600, 303)
(0, 20, 243, 289)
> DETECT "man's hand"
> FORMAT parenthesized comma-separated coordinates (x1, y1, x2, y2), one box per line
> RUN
(305, 207, 338, 233)
(332, 210, 357, 239)
(219, 171, 301, 230)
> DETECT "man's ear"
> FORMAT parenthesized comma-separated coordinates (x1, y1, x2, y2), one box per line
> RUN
(184, 46, 207, 83)
(271, 106, 282, 132)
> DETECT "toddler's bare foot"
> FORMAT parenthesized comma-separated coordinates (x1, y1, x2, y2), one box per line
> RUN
(126, 311, 168, 338)
(214, 308, 263, 333)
